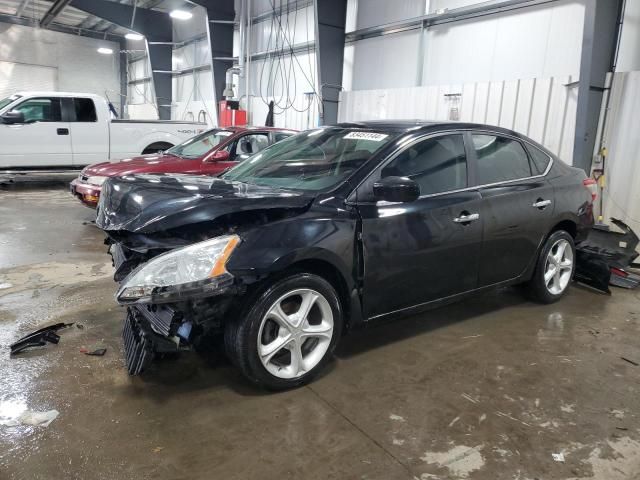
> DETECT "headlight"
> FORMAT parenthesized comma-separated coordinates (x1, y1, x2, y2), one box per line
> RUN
(117, 235, 240, 304)
(87, 176, 108, 186)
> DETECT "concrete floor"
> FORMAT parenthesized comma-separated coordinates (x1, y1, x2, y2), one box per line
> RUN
(1, 179, 640, 480)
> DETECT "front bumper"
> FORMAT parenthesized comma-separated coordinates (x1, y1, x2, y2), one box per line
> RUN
(70, 178, 102, 208)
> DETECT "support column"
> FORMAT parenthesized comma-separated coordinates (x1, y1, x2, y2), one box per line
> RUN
(191, 0, 235, 125)
(573, 0, 622, 172)
(315, 0, 347, 125)
(71, 0, 174, 119)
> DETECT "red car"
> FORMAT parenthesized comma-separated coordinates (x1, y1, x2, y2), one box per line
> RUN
(70, 126, 296, 207)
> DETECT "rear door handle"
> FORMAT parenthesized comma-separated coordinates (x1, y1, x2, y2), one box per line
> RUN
(532, 199, 552, 209)
(453, 212, 480, 224)
(57, 128, 69, 135)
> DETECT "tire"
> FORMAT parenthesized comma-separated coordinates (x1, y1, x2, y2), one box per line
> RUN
(224, 273, 343, 390)
(527, 230, 576, 304)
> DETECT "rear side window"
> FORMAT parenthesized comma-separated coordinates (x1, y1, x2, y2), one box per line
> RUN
(381, 134, 467, 196)
(473, 135, 532, 184)
(526, 144, 551, 175)
(14, 97, 62, 122)
(274, 133, 293, 142)
(73, 98, 97, 122)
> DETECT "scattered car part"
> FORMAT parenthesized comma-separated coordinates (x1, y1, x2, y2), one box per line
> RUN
(575, 218, 640, 292)
(9, 323, 73, 355)
(85, 348, 107, 356)
(621, 356, 639, 367)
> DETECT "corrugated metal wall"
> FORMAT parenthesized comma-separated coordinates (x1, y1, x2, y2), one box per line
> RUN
(338, 75, 579, 163)
(598, 71, 640, 233)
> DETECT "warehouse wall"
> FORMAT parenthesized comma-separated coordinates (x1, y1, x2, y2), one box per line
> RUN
(0, 22, 120, 107)
(243, 0, 319, 129)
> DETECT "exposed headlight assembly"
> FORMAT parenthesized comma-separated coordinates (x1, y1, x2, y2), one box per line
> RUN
(87, 176, 108, 186)
(117, 235, 240, 304)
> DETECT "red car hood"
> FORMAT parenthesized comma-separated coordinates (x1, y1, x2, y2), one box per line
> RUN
(83, 154, 197, 177)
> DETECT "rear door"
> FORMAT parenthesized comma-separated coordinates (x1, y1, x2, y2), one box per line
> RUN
(471, 133, 555, 286)
(0, 96, 72, 168)
(66, 97, 110, 166)
(356, 133, 484, 319)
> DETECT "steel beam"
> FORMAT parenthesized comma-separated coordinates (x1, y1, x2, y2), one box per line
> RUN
(0, 12, 122, 40)
(71, 0, 174, 119)
(191, 0, 235, 125)
(572, 0, 622, 173)
(315, 0, 347, 125)
(40, 0, 73, 27)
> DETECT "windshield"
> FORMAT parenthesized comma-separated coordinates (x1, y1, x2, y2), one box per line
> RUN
(0, 95, 21, 112)
(222, 128, 394, 191)
(166, 129, 234, 158)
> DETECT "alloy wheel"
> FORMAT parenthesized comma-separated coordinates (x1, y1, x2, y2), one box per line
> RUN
(544, 238, 573, 295)
(257, 288, 334, 379)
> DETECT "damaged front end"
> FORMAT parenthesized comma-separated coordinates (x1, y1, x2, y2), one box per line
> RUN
(97, 174, 314, 375)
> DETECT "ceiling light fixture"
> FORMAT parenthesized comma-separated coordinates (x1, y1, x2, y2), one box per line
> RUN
(97, 47, 114, 55)
(125, 33, 144, 41)
(170, 9, 192, 20)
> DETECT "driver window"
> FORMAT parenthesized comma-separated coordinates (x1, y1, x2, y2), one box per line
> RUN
(381, 134, 467, 196)
(235, 133, 269, 161)
(14, 97, 62, 123)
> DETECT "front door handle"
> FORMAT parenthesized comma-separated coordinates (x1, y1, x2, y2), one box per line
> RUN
(532, 199, 552, 209)
(57, 128, 69, 135)
(453, 212, 480, 224)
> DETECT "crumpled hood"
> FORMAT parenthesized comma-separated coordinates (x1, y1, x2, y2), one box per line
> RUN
(96, 174, 314, 233)
(83, 154, 186, 176)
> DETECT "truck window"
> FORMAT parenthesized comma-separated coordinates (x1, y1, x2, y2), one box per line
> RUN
(14, 97, 62, 123)
(73, 98, 97, 122)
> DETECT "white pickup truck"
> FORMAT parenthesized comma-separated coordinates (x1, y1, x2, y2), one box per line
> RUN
(0, 91, 207, 170)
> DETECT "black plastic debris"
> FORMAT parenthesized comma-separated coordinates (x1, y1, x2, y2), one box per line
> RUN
(575, 218, 640, 293)
(10, 323, 73, 355)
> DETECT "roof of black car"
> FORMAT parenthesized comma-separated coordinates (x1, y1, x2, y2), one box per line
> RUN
(334, 120, 523, 137)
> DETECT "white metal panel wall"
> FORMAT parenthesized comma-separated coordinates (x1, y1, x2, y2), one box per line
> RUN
(0, 61, 57, 98)
(598, 71, 640, 233)
(617, 0, 640, 72)
(338, 75, 578, 162)
(353, 0, 425, 30)
(250, 4, 315, 53)
(0, 22, 119, 99)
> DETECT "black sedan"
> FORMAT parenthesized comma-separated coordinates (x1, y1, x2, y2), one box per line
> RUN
(96, 121, 595, 389)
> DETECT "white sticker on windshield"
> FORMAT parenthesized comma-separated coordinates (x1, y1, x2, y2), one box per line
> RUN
(343, 132, 389, 142)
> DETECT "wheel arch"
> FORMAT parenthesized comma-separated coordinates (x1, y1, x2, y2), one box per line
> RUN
(142, 141, 174, 154)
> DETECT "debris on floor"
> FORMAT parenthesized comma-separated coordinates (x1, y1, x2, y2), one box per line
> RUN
(0, 409, 59, 427)
(9, 323, 74, 355)
(84, 348, 107, 356)
(575, 218, 640, 293)
(552, 452, 565, 462)
(620, 356, 639, 366)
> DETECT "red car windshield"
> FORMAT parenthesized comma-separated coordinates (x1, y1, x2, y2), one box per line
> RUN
(166, 129, 234, 158)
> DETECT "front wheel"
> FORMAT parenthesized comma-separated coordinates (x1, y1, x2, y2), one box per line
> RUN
(527, 230, 575, 303)
(224, 273, 343, 390)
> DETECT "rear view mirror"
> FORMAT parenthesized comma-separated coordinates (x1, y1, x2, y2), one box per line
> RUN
(373, 176, 420, 203)
(1, 110, 25, 124)
(206, 150, 230, 162)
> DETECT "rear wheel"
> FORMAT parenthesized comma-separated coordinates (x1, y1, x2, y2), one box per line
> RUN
(224, 273, 342, 390)
(528, 230, 575, 303)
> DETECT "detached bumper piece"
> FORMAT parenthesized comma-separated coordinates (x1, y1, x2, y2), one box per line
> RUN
(575, 218, 640, 293)
(110, 243, 144, 282)
(123, 308, 181, 375)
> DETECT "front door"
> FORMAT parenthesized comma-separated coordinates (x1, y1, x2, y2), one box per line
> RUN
(356, 133, 484, 319)
(67, 97, 110, 166)
(469, 133, 555, 286)
(0, 97, 72, 168)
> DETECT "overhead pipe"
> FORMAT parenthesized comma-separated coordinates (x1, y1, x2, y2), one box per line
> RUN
(223, 67, 241, 98)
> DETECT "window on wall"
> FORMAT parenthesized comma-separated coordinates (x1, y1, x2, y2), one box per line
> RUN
(381, 134, 467, 196)
(472, 135, 532, 185)
(73, 98, 97, 122)
(14, 97, 62, 122)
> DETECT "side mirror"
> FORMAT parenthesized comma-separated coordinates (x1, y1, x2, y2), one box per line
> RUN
(373, 176, 420, 203)
(206, 150, 230, 162)
(1, 111, 25, 124)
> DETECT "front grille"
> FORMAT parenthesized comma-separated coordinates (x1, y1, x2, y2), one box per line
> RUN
(122, 310, 154, 375)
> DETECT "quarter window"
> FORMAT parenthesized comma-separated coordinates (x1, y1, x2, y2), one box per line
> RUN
(381, 134, 467, 196)
(14, 97, 62, 122)
(73, 98, 97, 122)
(473, 135, 532, 184)
(526, 144, 551, 175)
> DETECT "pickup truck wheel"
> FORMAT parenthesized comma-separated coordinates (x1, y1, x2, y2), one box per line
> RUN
(527, 230, 575, 304)
(224, 273, 342, 390)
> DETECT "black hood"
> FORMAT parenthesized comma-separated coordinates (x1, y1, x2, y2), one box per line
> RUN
(96, 174, 315, 233)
